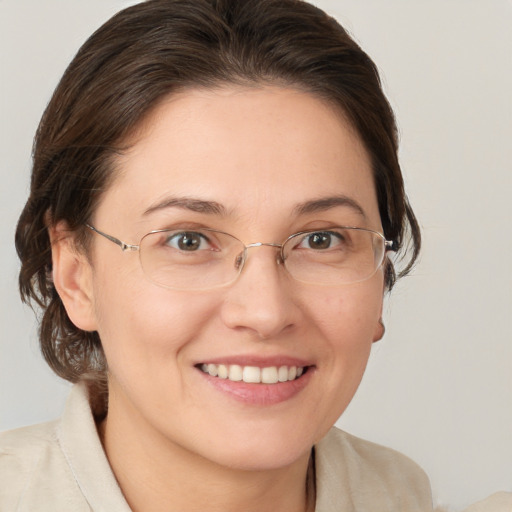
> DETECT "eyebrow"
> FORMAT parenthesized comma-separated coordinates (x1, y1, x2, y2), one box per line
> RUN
(143, 196, 227, 216)
(143, 194, 366, 219)
(294, 195, 367, 219)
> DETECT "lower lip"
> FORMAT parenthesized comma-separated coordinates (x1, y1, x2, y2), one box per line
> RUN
(196, 367, 314, 406)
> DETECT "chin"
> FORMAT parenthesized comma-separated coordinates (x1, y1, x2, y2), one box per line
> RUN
(209, 444, 311, 472)
(189, 421, 320, 471)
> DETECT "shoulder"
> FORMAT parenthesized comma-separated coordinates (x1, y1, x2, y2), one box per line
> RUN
(0, 420, 60, 474)
(0, 421, 89, 511)
(462, 492, 512, 512)
(315, 427, 432, 511)
(0, 422, 58, 508)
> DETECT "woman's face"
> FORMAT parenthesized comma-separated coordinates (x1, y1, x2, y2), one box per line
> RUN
(78, 86, 385, 470)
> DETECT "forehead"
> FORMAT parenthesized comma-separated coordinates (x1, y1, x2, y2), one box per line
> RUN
(96, 86, 380, 231)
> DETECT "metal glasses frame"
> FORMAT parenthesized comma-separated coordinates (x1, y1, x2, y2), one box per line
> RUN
(85, 223, 394, 286)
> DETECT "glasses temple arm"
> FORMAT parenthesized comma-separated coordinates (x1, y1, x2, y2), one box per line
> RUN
(85, 224, 139, 252)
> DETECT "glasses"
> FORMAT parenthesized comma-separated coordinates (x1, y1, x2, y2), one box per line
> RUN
(86, 224, 394, 290)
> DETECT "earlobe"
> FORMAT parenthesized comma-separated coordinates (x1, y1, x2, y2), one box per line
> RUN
(373, 318, 385, 343)
(50, 223, 97, 332)
(372, 287, 385, 343)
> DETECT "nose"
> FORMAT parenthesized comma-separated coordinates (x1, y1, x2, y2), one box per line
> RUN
(220, 244, 300, 340)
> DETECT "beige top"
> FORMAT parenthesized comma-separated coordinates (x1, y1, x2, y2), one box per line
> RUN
(0, 383, 434, 511)
(461, 493, 512, 512)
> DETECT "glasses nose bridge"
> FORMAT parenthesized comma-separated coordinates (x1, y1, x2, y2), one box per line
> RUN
(237, 241, 285, 273)
(245, 241, 282, 250)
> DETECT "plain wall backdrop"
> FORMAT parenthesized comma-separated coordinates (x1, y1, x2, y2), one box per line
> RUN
(1, 1, 511, 510)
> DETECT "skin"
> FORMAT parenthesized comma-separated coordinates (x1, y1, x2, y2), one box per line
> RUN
(52, 86, 385, 512)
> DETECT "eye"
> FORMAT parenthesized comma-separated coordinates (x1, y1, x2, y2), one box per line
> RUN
(165, 231, 212, 251)
(297, 231, 343, 250)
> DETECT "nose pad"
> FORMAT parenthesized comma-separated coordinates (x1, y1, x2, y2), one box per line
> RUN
(234, 251, 245, 271)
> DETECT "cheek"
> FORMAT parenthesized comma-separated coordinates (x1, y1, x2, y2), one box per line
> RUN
(91, 271, 219, 382)
(289, 280, 383, 441)
(312, 279, 383, 379)
(308, 280, 383, 344)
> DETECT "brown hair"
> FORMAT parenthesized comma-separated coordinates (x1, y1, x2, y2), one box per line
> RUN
(16, 0, 420, 385)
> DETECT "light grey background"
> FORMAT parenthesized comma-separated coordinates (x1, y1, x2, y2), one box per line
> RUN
(1, 1, 511, 510)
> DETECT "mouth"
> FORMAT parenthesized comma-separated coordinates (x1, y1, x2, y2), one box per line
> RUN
(197, 363, 309, 384)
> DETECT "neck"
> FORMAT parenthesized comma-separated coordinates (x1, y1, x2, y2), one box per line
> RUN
(99, 392, 314, 512)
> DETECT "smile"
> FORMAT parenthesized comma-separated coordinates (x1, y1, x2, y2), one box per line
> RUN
(199, 363, 306, 384)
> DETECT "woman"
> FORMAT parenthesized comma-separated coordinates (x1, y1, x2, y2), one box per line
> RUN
(1, 0, 430, 510)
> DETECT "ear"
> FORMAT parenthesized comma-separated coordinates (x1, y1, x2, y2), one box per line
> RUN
(50, 222, 97, 331)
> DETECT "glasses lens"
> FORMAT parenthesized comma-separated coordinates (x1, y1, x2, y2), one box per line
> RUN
(140, 229, 244, 290)
(282, 227, 386, 285)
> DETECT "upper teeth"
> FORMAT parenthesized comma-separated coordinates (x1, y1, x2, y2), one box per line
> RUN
(200, 364, 305, 384)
